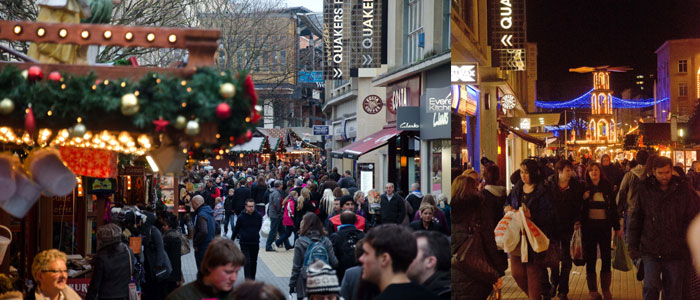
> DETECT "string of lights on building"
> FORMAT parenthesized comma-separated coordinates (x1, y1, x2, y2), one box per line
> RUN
(535, 89, 670, 109)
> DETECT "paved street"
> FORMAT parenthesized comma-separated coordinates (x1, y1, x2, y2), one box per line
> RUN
(181, 230, 294, 294)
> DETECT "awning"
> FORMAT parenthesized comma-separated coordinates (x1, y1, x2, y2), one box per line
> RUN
(498, 120, 546, 147)
(284, 147, 315, 154)
(331, 127, 402, 159)
(230, 137, 265, 153)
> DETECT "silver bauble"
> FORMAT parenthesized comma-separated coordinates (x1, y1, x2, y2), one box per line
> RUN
(219, 83, 236, 99)
(0, 98, 14, 115)
(71, 123, 86, 138)
(185, 120, 200, 136)
(121, 93, 139, 116)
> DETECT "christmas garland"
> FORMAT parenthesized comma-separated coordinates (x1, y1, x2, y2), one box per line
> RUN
(0, 65, 261, 146)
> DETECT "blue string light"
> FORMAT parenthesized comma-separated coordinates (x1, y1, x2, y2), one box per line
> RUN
(535, 89, 670, 109)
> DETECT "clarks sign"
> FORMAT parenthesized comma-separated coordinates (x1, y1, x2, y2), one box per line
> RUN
(396, 107, 420, 131)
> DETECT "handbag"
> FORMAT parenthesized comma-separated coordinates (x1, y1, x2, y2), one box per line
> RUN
(452, 211, 500, 284)
(180, 232, 191, 255)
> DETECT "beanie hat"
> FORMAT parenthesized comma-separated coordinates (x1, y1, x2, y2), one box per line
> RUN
(96, 223, 122, 249)
(339, 195, 354, 209)
(306, 260, 340, 295)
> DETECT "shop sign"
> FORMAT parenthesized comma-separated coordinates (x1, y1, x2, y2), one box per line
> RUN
(351, 0, 382, 68)
(53, 195, 74, 216)
(422, 66, 452, 140)
(501, 94, 516, 110)
(299, 71, 324, 83)
(489, 0, 526, 71)
(388, 87, 408, 115)
(520, 118, 531, 130)
(324, 0, 350, 79)
(397, 107, 420, 131)
(67, 278, 91, 298)
(87, 177, 117, 194)
(452, 84, 478, 116)
(333, 123, 345, 141)
(451, 64, 477, 83)
(358, 163, 374, 194)
(313, 125, 330, 135)
(386, 76, 420, 123)
(362, 94, 383, 114)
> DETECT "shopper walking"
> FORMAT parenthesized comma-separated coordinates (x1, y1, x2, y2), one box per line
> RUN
(266, 180, 284, 252)
(192, 195, 216, 269)
(380, 183, 406, 225)
(581, 162, 620, 300)
(275, 191, 297, 250)
(161, 213, 184, 296)
(232, 199, 263, 279)
(289, 213, 338, 300)
(86, 224, 133, 300)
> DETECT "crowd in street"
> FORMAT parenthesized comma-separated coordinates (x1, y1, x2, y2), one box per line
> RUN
(453, 153, 700, 300)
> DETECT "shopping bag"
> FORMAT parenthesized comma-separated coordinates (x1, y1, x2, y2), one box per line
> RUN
(260, 215, 271, 238)
(129, 236, 142, 254)
(519, 208, 549, 253)
(612, 234, 634, 271)
(570, 228, 585, 266)
(495, 211, 520, 251)
(520, 233, 528, 263)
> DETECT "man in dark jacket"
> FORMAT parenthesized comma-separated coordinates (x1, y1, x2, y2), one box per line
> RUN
(232, 181, 251, 225)
(407, 231, 451, 300)
(223, 188, 235, 236)
(339, 170, 357, 189)
(231, 199, 263, 279)
(161, 213, 183, 296)
(265, 180, 284, 251)
(331, 211, 366, 282)
(543, 159, 583, 300)
(380, 183, 406, 225)
(329, 167, 342, 182)
(405, 183, 423, 217)
(192, 195, 216, 269)
(628, 156, 700, 300)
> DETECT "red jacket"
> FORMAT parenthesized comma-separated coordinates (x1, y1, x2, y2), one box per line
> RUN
(329, 214, 365, 232)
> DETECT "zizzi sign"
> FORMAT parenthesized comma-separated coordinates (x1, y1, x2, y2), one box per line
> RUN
(324, 0, 349, 79)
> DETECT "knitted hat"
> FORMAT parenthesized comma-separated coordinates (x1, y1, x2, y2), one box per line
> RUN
(339, 195, 354, 208)
(306, 260, 339, 295)
(96, 223, 122, 249)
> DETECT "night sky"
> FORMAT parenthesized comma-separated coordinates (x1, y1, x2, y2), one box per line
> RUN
(527, 0, 700, 101)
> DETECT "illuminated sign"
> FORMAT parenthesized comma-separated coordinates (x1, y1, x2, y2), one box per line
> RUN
(501, 94, 516, 110)
(451, 64, 477, 83)
(324, 0, 350, 79)
(352, 0, 382, 68)
(489, 0, 526, 71)
(520, 118, 531, 130)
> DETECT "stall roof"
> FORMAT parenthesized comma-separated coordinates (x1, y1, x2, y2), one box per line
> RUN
(498, 120, 546, 147)
(230, 137, 265, 153)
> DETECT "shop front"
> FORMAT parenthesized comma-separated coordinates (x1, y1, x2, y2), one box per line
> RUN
(451, 83, 480, 181)
(420, 65, 452, 196)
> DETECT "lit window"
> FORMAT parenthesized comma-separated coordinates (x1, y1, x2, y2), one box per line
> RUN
(679, 60, 688, 73)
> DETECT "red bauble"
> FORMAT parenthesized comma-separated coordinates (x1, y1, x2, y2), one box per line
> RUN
(25, 107, 35, 136)
(27, 66, 43, 81)
(245, 130, 252, 140)
(216, 102, 232, 119)
(48, 71, 62, 82)
(251, 111, 261, 123)
(244, 74, 258, 106)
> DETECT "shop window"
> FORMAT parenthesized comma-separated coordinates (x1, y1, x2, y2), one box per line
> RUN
(404, 0, 424, 65)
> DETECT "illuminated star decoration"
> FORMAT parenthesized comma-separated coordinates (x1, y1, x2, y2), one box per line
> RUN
(153, 117, 169, 133)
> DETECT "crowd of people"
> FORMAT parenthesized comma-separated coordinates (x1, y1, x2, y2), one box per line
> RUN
(453, 152, 700, 300)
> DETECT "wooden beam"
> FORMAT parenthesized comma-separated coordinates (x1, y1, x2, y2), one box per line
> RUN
(0, 61, 196, 81)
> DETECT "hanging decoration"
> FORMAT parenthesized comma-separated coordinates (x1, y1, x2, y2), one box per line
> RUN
(185, 120, 200, 136)
(120, 93, 139, 116)
(219, 82, 236, 99)
(173, 116, 187, 130)
(216, 102, 232, 119)
(24, 105, 35, 137)
(0, 98, 13, 115)
(48, 71, 62, 82)
(152, 117, 169, 133)
(27, 66, 43, 81)
(71, 122, 87, 138)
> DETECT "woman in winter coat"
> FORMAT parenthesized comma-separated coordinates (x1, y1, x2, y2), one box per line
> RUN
(86, 224, 133, 300)
(161, 213, 183, 296)
(275, 191, 297, 250)
(451, 175, 508, 300)
(141, 211, 172, 300)
(505, 159, 554, 300)
(581, 162, 620, 300)
(412, 194, 450, 234)
(289, 212, 338, 300)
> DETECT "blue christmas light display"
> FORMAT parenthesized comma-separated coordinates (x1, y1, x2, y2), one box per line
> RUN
(536, 89, 670, 109)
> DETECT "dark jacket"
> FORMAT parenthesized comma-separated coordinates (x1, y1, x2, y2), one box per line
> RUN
(231, 210, 263, 245)
(329, 172, 341, 182)
(142, 214, 171, 283)
(452, 194, 507, 286)
(617, 164, 646, 217)
(251, 182, 268, 205)
(162, 229, 183, 283)
(85, 242, 133, 300)
(409, 220, 445, 233)
(628, 175, 700, 260)
(406, 192, 424, 216)
(339, 176, 357, 189)
(166, 278, 232, 300)
(290, 231, 338, 299)
(293, 198, 316, 230)
(267, 188, 283, 219)
(321, 180, 339, 193)
(507, 181, 555, 240)
(380, 193, 406, 224)
(422, 270, 451, 300)
(233, 186, 251, 214)
(582, 178, 620, 230)
(194, 205, 216, 252)
(223, 194, 235, 214)
(545, 174, 584, 240)
(601, 164, 624, 188)
(330, 225, 365, 281)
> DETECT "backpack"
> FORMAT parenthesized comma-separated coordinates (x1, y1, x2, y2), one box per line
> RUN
(302, 237, 330, 268)
(337, 230, 362, 270)
(263, 188, 271, 205)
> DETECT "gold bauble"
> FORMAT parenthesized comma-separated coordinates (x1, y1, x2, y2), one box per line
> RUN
(121, 93, 139, 116)
(21, 70, 28, 79)
(174, 115, 187, 130)
(0, 98, 14, 115)
(185, 120, 200, 136)
(219, 83, 236, 99)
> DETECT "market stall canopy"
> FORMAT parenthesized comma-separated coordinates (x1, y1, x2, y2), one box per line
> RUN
(500, 113, 561, 128)
(267, 137, 281, 152)
(256, 128, 319, 149)
(498, 120, 546, 147)
(332, 126, 403, 160)
(639, 123, 671, 145)
(230, 137, 265, 153)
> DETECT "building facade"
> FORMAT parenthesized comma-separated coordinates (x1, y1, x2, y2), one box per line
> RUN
(655, 39, 700, 122)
